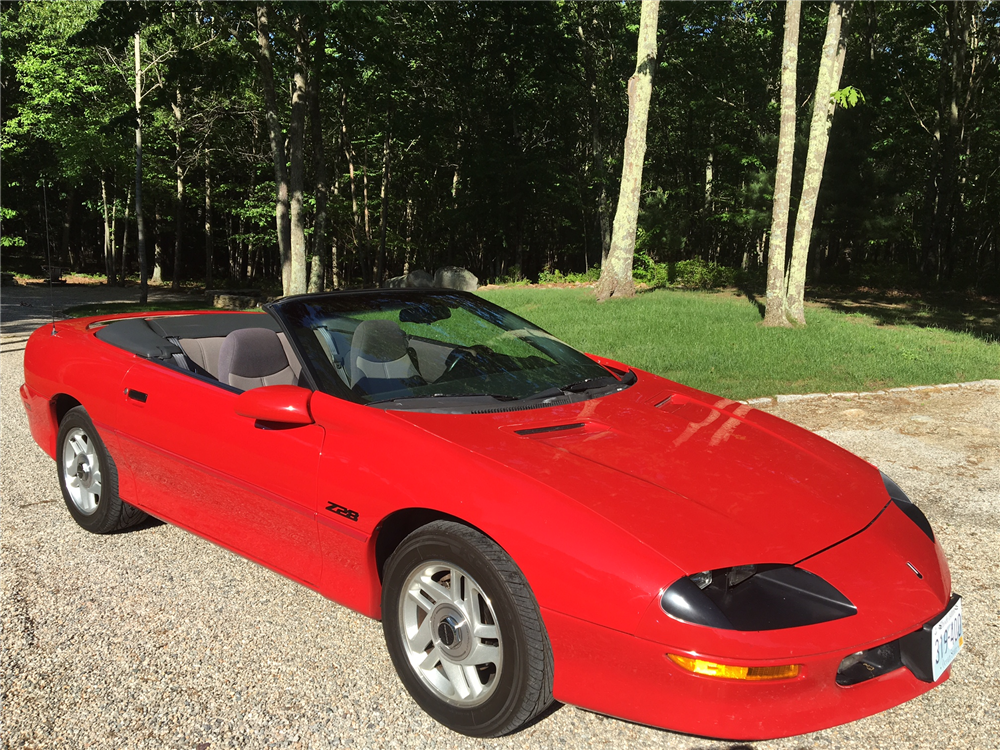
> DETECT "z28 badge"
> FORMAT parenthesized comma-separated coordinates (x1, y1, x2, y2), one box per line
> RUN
(325, 501, 359, 522)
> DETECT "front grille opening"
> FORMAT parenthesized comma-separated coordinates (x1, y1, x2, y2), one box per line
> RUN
(836, 641, 903, 686)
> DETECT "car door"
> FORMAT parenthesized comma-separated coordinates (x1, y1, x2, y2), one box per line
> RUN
(113, 360, 323, 586)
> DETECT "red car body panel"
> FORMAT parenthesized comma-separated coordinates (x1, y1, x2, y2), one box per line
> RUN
(19, 309, 958, 740)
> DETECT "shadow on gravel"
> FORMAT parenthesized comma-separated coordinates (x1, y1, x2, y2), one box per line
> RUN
(575, 708, 768, 747)
(520, 700, 563, 731)
(110, 515, 166, 534)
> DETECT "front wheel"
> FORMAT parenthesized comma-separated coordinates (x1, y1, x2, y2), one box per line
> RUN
(56, 406, 147, 534)
(381, 521, 553, 737)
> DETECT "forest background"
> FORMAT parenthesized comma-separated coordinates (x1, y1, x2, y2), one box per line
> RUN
(2, 1, 999, 304)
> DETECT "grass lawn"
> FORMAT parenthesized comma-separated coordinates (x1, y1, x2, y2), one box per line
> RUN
(480, 287, 1000, 401)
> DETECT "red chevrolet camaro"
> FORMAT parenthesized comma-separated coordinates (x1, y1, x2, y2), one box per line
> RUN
(19, 289, 962, 739)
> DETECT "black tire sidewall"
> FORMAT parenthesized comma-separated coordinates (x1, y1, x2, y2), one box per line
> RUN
(56, 406, 120, 534)
(382, 524, 538, 737)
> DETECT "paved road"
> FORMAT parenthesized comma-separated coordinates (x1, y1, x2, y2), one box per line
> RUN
(2, 286, 997, 749)
(0, 282, 196, 336)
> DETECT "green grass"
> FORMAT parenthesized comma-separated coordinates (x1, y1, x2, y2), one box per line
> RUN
(480, 287, 1000, 400)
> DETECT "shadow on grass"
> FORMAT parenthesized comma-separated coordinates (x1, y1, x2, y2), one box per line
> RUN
(736, 281, 766, 319)
(807, 288, 999, 343)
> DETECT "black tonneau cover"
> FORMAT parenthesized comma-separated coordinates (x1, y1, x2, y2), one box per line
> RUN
(95, 312, 279, 360)
(95, 318, 182, 360)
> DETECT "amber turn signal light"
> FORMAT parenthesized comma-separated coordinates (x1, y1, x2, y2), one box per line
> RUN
(668, 653, 801, 681)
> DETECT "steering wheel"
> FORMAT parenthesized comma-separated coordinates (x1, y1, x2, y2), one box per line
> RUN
(443, 345, 493, 377)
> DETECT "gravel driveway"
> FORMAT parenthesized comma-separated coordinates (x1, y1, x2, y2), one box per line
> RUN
(2, 285, 998, 749)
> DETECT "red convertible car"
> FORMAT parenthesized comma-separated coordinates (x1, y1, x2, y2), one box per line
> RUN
(19, 290, 962, 739)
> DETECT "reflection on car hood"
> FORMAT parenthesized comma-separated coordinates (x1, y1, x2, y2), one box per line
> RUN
(394, 372, 888, 572)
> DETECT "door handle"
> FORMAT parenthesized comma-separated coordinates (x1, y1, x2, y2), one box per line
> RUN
(126, 388, 148, 403)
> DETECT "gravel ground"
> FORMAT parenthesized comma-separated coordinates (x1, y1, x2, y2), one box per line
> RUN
(2, 285, 998, 750)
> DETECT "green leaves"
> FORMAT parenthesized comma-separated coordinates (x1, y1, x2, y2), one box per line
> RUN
(831, 85, 865, 109)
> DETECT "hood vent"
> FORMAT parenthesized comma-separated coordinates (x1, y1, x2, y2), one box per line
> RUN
(654, 392, 694, 409)
(515, 422, 586, 436)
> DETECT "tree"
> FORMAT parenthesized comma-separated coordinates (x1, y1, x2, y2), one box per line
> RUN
(307, 25, 329, 294)
(595, 0, 660, 301)
(784, 1, 853, 325)
(287, 13, 309, 295)
(762, 1, 853, 326)
(762, 0, 801, 328)
(3, 1, 997, 296)
(1, 1, 127, 276)
(255, 3, 292, 294)
(133, 29, 149, 303)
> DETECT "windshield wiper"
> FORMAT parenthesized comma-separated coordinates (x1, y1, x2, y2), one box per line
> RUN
(525, 370, 637, 401)
(563, 372, 635, 392)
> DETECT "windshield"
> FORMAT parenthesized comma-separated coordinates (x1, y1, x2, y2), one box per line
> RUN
(269, 290, 632, 412)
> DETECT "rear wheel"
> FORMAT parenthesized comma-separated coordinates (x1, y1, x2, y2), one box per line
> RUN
(56, 406, 147, 533)
(382, 521, 553, 737)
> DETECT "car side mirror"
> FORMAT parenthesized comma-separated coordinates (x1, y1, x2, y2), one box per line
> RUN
(234, 384, 314, 426)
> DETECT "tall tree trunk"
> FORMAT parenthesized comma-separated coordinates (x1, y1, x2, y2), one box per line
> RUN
(256, 4, 292, 295)
(922, 2, 973, 281)
(340, 91, 363, 286)
(785, 1, 852, 325)
(152, 203, 163, 284)
(341, 90, 360, 241)
(362, 119, 373, 284)
(287, 14, 309, 295)
(331, 169, 342, 289)
(172, 87, 184, 290)
(595, 0, 659, 302)
(308, 27, 329, 294)
(451, 123, 462, 210)
(119, 183, 131, 285)
(60, 187, 76, 270)
(110, 186, 120, 286)
(101, 177, 114, 285)
(204, 159, 213, 289)
(404, 191, 414, 276)
(134, 30, 148, 304)
(376, 123, 391, 285)
(242, 168, 256, 284)
(763, 0, 801, 328)
(577, 5, 612, 264)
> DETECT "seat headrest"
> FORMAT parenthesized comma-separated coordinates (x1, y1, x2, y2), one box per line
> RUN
(218, 328, 291, 387)
(351, 319, 410, 363)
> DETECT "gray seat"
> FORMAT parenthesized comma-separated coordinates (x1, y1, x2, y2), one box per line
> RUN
(218, 328, 298, 390)
(349, 320, 421, 387)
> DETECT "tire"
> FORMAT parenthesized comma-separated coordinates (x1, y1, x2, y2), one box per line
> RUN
(381, 520, 553, 737)
(56, 406, 147, 534)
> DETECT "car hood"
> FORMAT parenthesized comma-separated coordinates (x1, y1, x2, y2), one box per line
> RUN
(392, 374, 889, 573)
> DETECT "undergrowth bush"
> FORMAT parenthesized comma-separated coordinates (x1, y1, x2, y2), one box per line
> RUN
(670, 258, 738, 289)
(538, 267, 601, 284)
(532, 256, 745, 290)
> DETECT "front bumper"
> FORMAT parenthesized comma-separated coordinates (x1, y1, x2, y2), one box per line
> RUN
(545, 502, 958, 739)
(545, 599, 955, 740)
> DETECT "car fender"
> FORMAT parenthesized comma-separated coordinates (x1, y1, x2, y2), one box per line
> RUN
(310, 391, 679, 634)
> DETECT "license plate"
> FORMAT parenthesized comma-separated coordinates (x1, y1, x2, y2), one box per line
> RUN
(931, 596, 963, 681)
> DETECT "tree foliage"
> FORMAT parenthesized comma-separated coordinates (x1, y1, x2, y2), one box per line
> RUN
(1, 0, 998, 298)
